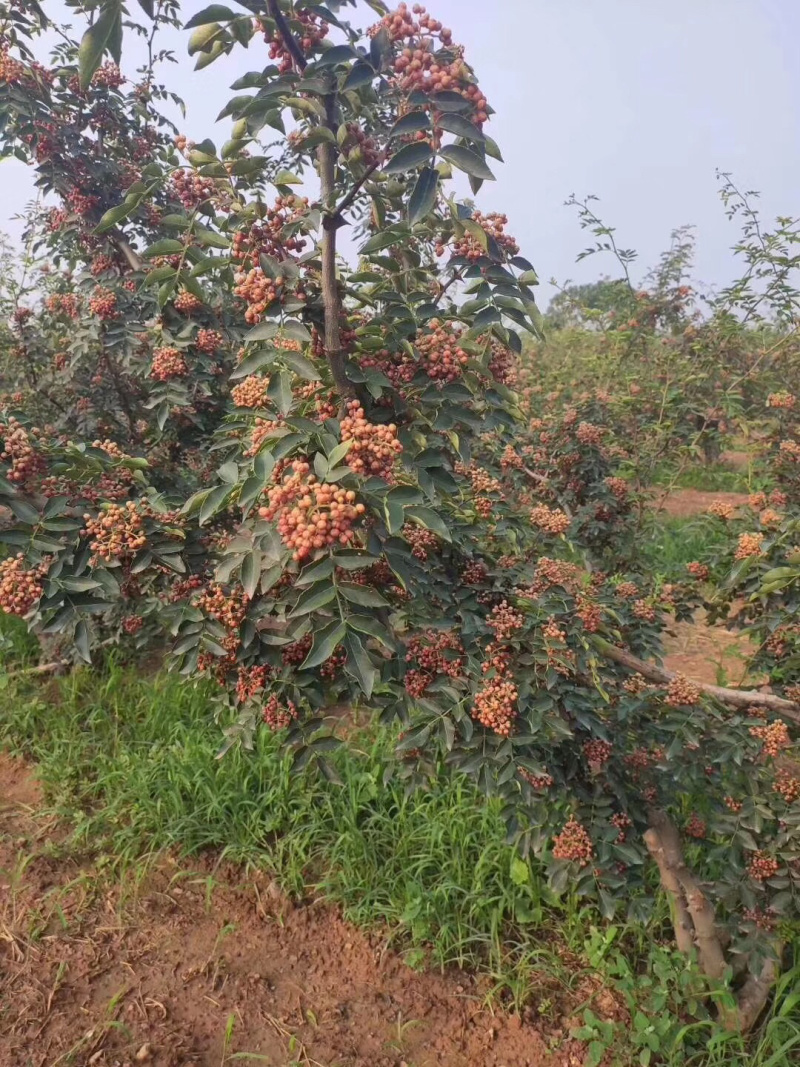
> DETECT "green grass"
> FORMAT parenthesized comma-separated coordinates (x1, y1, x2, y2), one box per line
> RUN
(0, 661, 556, 973)
(640, 515, 730, 579)
(649, 458, 765, 494)
(1, 637, 799, 1065)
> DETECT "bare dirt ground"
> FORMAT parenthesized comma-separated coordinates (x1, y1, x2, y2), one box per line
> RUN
(652, 488, 751, 520)
(0, 754, 599, 1067)
(651, 488, 762, 686)
(663, 609, 759, 688)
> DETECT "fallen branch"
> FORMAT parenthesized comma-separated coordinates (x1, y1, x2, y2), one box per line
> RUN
(590, 634, 800, 723)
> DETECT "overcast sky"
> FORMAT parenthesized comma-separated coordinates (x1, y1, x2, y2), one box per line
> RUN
(3, 0, 799, 304)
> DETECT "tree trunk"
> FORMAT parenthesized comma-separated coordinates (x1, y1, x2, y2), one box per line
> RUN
(644, 810, 781, 1031)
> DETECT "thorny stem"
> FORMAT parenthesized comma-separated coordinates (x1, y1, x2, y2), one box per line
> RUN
(100, 341, 143, 445)
(434, 267, 466, 306)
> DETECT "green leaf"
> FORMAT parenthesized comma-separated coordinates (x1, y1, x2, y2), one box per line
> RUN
(193, 225, 229, 249)
(78, 1, 122, 89)
(282, 320, 312, 343)
(343, 60, 376, 90)
(291, 583, 336, 617)
(137, 0, 155, 16)
(587, 1041, 605, 1067)
(274, 169, 303, 185)
(389, 111, 430, 138)
(396, 722, 431, 753)
(510, 857, 530, 886)
(268, 371, 293, 416)
(94, 199, 137, 234)
(144, 238, 184, 257)
(383, 140, 433, 175)
(361, 228, 407, 254)
(245, 321, 279, 343)
(369, 24, 391, 70)
(345, 632, 378, 698)
(199, 484, 232, 525)
(316, 44, 358, 67)
(9, 498, 40, 525)
(440, 145, 495, 181)
(347, 613, 395, 650)
(384, 496, 405, 535)
(428, 90, 472, 112)
(296, 127, 336, 149)
(296, 557, 335, 587)
(301, 620, 347, 669)
(483, 134, 504, 161)
(194, 39, 226, 70)
(280, 351, 321, 381)
(338, 583, 389, 608)
(404, 506, 452, 542)
(408, 166, 439, 226)
(327, 440, 353, 467)
(217, 461, 239, 484)
(241, 549, 261, 599)
(184, 4, 237, 28)
(231, 349, 278, 380)
(75, 619, 92, 664)
(438, 113, 485, 142)
(188, 22, 223, 56)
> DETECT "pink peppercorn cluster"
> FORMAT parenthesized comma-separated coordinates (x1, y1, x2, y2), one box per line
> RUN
(552, 816, 594, 866)
(258, 460, 365, 561)
(340, 401, 403, 481)
(151, 346, 188, 381)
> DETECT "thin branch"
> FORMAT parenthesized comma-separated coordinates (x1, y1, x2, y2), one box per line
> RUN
(434, 267, 465, 306)
(268, 0, 353, 399)
(330, 160, 382, 224)
(110, 231, 144, 272)
(5, 637, 117, 679)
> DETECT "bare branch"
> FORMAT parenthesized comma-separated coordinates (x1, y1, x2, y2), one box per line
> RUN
(590, 634, 800, 722)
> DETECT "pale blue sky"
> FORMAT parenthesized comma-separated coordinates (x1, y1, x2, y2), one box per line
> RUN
(4, 0, 799, 303)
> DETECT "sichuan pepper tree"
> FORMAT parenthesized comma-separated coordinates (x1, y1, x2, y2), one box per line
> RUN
(1, 0, 799, 1029)
(533, 188, 800, 497)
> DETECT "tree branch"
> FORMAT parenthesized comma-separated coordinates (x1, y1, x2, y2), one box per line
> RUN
(111, 232, 144, 272)
(590, 634, 800, 722)
(330, 160, 382, 225)
(268, 0, 353, 399)
(267, 0, 307, 71)
(645, 810, 782, 1032)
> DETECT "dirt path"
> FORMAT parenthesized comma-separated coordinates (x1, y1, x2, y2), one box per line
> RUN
(652, 488, 751, 519)
(0, 754, 592, 1067)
